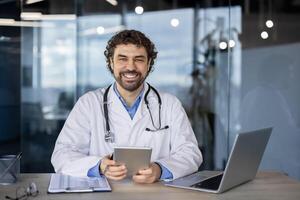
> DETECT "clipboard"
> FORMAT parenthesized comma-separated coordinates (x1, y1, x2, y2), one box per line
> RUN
(48, 173, 111, 193)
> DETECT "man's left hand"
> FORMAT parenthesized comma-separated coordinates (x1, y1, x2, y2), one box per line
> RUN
(132, 162, 161, 184)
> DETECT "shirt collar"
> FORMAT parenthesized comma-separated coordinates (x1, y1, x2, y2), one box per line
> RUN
(113, 83, 144, 109)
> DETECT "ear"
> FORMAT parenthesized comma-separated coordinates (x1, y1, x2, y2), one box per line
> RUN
(110, 58, 114, 70)
(147, 59, 151, 72)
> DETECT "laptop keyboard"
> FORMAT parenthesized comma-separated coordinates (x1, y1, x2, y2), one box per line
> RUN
(179, 172, 211, 182)
(191, 174, 223, 190)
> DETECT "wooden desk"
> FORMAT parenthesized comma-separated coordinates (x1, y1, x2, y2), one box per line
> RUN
(1, 172, 300, 200)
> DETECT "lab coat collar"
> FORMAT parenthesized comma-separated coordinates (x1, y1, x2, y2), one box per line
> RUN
(106, 82, 158, 125)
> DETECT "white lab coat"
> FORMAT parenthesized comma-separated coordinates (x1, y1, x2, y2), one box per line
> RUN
(51, 83, 202, 179)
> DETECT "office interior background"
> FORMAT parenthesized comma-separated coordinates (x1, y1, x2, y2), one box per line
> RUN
(0, 0, 299, 180)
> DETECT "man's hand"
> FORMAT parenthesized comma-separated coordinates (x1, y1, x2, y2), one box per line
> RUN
(100, 155, 127, 181)
(132, 162, 161, 184)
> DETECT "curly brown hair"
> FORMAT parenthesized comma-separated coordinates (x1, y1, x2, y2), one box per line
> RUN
(104, 29, 158, 74)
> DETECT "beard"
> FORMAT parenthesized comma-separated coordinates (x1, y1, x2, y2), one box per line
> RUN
(114, 70, 147, 92)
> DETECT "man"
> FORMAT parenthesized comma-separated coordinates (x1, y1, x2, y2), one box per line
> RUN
(51, 29, 202, 183)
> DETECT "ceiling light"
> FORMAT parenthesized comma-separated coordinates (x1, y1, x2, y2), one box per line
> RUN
(0, 21, 54, 28)
(40, 14, 76, 20)
(170, 18, 179, 27)
(229, 40, 235, 48)
(135, 6, 144, 15)
(81, 25, 125, 36)
(106, 0, 118, 6)
(96, 26, 105, 34)
(265, 20, 274, 28)
(26, 0, 44, 4)
(261, 31, 269, 39)
(198, 54, 205, 64)
(0, 18, 15, 25)
(219, 41, 227, 50)
(21, 13, 76, 21)
(20, 12, 42, 20)
(0, 36, 11, 42)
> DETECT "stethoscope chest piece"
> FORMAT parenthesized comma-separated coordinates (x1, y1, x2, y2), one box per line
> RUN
(104, 131, 115, 143)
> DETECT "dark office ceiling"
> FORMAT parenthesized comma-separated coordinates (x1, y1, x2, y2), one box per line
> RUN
(1, 0, 300, 16)
(1, 0, 300, 48)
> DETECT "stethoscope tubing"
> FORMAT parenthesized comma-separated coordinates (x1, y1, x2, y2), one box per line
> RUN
(103, 83, 169, 143)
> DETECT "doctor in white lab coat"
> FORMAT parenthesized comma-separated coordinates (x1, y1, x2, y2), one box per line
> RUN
(51, 30, 202, 183)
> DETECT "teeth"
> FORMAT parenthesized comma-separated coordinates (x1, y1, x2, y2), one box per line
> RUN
(123, 73, 137, 78)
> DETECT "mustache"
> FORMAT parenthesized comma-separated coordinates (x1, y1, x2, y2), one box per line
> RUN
(120, 70, 140, 75)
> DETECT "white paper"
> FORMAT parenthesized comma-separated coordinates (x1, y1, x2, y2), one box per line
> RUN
(48, 173, 111, 193)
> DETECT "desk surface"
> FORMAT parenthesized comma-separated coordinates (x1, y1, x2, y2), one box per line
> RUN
(1, 171, 300, 200)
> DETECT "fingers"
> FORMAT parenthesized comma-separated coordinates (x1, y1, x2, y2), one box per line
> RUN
(105, 166, 127, 181)
(132, 174, 155, 184)
(106, 169, 127, 177)
(100, 158, 161, 183)
(106, 173, 127, 181)
(105, 165, 127, 177)
(101, 156, 127, 181)
(138, 167, 153, 175)
(109, 164, 126, 172)
(102, 157, 116, 166)
(100, 156, 115, 173)
(132, 163, 161, 184)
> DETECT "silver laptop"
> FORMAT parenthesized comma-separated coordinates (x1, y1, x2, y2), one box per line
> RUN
(165, 127, 272, 193)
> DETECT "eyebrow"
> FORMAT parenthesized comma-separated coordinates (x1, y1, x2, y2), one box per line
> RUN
(117, 54, 127, 58)
(134, 55, 146, 59)
(117, 54, 147, 59)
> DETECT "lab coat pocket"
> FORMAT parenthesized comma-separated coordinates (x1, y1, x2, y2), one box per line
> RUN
(142, 128, 169, 148)
(142, 128, 170, 161)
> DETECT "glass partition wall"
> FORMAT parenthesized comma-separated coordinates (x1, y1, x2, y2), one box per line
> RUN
(229, 0, 300, 180)
(20, 0, 77, 172)
(0, 1, 21, 156)
(76, 1, 232, 173)
(17, 0, 232, 173)
(0, 0, 295, 181)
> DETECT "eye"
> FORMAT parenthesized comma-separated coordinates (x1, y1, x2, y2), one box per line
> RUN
(135, 58, 145, 62)
(119, 57, 127, 61)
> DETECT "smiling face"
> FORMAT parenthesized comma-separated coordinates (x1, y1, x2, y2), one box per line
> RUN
(110, 43, 150, 92)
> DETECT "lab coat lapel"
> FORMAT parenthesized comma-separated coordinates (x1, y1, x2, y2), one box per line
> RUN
(131, 83, 148, 124)
(106, 83, 159, 126)
(132, 83, 158, 124)
(108, 86, 132, 122)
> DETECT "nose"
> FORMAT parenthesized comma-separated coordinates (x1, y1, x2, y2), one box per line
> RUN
(125, 59, 136, 71)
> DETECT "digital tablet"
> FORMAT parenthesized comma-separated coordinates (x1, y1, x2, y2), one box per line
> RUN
(113, 147, 152, 177)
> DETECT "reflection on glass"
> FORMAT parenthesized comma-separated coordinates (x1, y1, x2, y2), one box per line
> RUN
(126, 9, 194, 107)
(77, 15, 120, 96)
(230, 1, 300, 180)
(19, 2, 233, 173)
(19, 6, 233, 172)
(12, 0, 300, 181)
(190, 6, 238, 170)
(21, 19, 76, 172)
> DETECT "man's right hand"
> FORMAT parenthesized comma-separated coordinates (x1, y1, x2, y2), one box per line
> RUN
(100, 155, 127, 181)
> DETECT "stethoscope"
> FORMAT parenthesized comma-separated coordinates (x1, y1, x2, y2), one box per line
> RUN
(103, 83, 169, 143)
